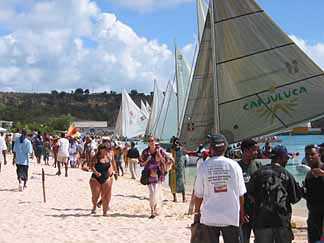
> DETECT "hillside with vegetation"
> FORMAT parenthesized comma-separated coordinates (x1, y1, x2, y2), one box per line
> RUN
(0, 89, 152, 132)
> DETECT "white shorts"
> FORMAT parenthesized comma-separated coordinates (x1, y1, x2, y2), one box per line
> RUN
(57, 155, 69, 163)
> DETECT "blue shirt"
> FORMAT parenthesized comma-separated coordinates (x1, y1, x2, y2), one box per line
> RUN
(14, 138, 33, 166)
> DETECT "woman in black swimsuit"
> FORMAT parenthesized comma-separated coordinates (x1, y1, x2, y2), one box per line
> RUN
(89, 144, 113, 216)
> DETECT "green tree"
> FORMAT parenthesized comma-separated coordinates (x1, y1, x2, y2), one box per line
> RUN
(75, 88, 84, 95)
(130, 89, 138, 95)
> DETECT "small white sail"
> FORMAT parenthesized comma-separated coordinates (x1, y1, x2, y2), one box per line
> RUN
(114, 90, 148, 138)
(175, 46, 192, 136)
(152, 80, 178, 141)
(145, 100, 151, 112)
(180, 0, 324, 150)
(114, 105, 123, 138)
(197, 0, 208, 44)
(140, 100, 149, 118)
(145, 80, 165, 136)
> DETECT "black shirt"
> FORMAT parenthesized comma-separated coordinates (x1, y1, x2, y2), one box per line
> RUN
(127, 148, 140, 159)
(304, 171, 324, 213)
(238, 160, 262, 217)
(248, 164, 302, 228)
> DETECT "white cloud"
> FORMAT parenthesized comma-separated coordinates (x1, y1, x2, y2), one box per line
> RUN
(290, 35, 324, 70)
(111, 0, 192, 12)
(0, 0, 175, 93)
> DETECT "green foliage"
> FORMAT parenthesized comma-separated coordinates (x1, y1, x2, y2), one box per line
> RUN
(75, 88, 84, 95)
(48, 115, 74, 131)
(130, 89, 138, 95)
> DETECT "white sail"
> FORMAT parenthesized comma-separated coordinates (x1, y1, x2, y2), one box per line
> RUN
(197, 0, 208, 44)
(145, 80, 165, 136)
(145, 100, 151, 112)
(114, 105, 123, 138)
(175, 46, 192, 136)
(180, 0, 324, 150)
(114, 90, 148, 138)
(152, 80, 178, 141)
(140, 100, 149, 118)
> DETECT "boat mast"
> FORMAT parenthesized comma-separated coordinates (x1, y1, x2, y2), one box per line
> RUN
(209, 0, 220, 133)
(174, 40, 181, 136)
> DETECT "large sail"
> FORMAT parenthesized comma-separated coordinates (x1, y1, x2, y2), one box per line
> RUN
(175, 46, 192, 136)
(145, 80, 164, 136)
(180, 0, 324, 150)
(114, 90, 148, 138)
(152, 80, 178, 141)
(197, 0, 208, 43)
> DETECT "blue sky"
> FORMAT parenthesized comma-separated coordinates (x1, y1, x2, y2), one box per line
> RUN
(0, 0, 323, 93)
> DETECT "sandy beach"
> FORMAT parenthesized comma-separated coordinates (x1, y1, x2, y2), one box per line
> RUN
(0, 155, 308, 243)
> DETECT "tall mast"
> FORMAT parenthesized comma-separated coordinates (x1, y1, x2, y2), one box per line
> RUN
(209, 0, 220, 133)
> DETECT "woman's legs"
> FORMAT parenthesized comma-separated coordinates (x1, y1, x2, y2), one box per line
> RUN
(101, 178, 112, 216)
(89, 178, 101, 213)
(148, 182, 161, 218)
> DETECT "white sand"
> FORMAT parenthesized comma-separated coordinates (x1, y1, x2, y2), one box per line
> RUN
(0, 154, 308, 243)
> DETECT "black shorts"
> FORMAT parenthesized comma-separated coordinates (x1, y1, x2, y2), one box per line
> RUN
(16, 164, 29, 181)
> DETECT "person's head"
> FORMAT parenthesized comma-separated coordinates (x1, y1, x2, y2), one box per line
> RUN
(148, 136, 156, 149)
(131, 142, 135, 148)
(305, 144, 321, 168)
(270, 145, 290, 167)
(318, 143, 324, 162)
(20, 129, 28, 143)
(0, 132, 3, 137)
(208, 133, 228, 157)
(60, 132, 65, 138)
(15, 128, 19, 133)
(240, 138, 259, 161)
(96, 144, 108, 158)
(102, 136, 112, 149)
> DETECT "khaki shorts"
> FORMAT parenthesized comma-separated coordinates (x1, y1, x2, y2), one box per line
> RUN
(57, 155, 69, 163)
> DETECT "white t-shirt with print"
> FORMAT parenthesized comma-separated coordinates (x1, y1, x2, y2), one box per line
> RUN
(194, 156, 246, 227)
(58, 138, 69, 157)
(0, 136, 7, 162)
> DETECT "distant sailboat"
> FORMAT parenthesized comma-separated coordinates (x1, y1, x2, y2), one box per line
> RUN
(180, 0, 324, 150)
(140, 100, 150, 118)
(114, 90, 148, 139)
(152, 80, 178, 141)
(176, 45, 192, 136)
(145, 80, 164, 136)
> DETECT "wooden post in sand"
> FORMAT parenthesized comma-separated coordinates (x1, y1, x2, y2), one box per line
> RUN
(42, 168, 46, 203)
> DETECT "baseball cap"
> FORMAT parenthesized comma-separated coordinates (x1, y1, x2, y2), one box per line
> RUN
(208, 133, 228, 148)
(270, 145, 291, 158)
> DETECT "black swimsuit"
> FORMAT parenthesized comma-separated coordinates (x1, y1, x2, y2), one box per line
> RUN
(92, 161, 111, 184)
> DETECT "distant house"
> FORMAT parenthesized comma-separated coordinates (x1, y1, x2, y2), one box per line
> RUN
(71, 121, 113, 135)
(0, 120, 14, 129)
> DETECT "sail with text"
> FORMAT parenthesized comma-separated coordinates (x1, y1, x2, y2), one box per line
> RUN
(180, 0, 324, 150)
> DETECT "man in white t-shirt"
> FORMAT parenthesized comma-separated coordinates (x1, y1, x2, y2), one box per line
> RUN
(0, 132, 7, 172)
(56, 133, 70, 177)
(193, 133, 246, 243)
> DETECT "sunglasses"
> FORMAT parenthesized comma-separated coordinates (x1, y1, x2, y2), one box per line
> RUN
(148, 139, 155, 142)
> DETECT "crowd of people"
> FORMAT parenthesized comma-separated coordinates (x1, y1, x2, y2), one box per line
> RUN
(191, 134, 324, 243)
(1, 128, 324, 243)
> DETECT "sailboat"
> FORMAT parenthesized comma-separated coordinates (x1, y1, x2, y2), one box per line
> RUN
(152, 80, 178, 141)
(140, 100, 150, 118)
(114, 89, 148, 139)
(180, 0, 324, 151)
(145, 80, 164, 136)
